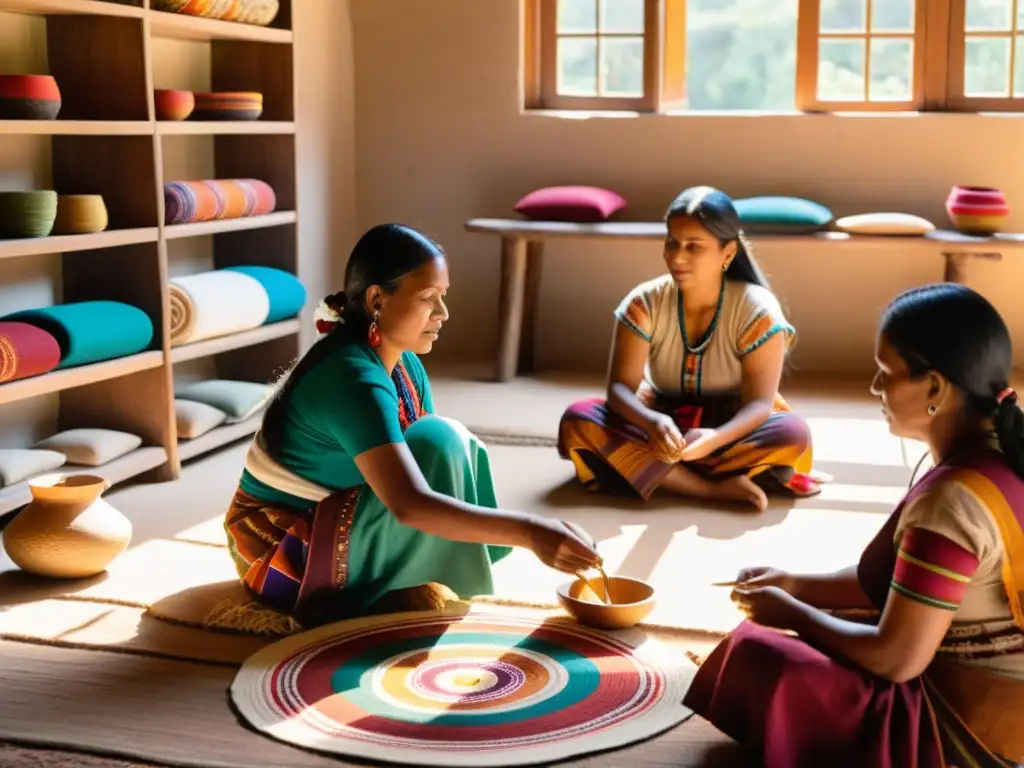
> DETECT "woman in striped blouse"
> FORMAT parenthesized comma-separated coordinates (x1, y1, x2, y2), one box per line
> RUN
(684, 283, 1024, 767)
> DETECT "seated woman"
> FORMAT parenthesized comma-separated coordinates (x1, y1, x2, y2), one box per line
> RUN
(685, 283, 1024, 767)
(225, 223, 601, 627)
(559, 186, 816, 512)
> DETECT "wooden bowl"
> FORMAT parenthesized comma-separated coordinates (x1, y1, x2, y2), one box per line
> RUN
(190, 91, 263, 121)
(556, 575, 657, 630)
(946, 185, 1010, 236)
(0, 191, 58, 239)
(54, 194, 108, 235)
(0, 74, 61, 120)
(154, 89, 195, 121)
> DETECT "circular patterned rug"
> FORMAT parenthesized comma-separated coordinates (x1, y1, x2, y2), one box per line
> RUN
(231, 606, 697, 766)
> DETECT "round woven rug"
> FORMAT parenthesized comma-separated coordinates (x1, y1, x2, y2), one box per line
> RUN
(230, 606, 697, 766)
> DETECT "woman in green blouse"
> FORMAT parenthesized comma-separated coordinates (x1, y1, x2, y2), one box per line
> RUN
(225, 223, 601, 627)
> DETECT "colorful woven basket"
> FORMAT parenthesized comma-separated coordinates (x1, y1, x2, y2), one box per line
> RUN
(151, 0, 279, 26)
(945, 185, 1010, 236)
(0, 74, 61, 120)
(190, 91, 262, 121)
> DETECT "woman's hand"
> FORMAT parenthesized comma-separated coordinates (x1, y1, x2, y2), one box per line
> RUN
(644, 412, 685, 459)
(678, 428, 720, 461)
(734, 565, 797, 594)
(525, 518, 602, 575)
(731, 585, 802, 631)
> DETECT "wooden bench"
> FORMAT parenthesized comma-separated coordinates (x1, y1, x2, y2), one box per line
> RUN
(465, 217, 1023, 382)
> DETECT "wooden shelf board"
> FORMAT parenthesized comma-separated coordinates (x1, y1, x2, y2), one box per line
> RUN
(0, 0, 142, 18)
(0, 120, 152, 136)
(0, 445, 168, 516)
(157, 121, 295, 136)
(147, 9, 293, 43)
(163, 211, 296, 239)
(170, 319, 300, 363)
(0, 351, 163, 405)
(464, 219, 1024, 249)
(0, 228, 158, 261)
(178, 414, 260, 461)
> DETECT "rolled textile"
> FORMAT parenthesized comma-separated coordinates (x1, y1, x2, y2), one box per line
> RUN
(2, 301, 154, 369)
(169, 270, 270, 346)
(164, 179, 276, 225)
(224, 266, 306, 324)
(0, 321, 61, 383)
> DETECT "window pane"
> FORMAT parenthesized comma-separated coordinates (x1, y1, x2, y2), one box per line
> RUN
(869, 38, 913, 100)
(1019, 0, 1024, 29)
(1015, 35, 1024, 97)
(557, 37, 598, 96)
(964, 36, 1011, 96)
(599, 0, 645, 34)
(558, 0, 597, 34)
(965, 0, 1012, 31)
(818, 38, 866, 100)
(871, 0, 914, 33)
(685, 0, 798, 110)
(599, 36, 644, 95)
(820, 0, 866, 33)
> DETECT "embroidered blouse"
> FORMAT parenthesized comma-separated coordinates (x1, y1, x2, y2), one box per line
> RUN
(615, 274, 795, 398)
(894, 477, 1024, 680)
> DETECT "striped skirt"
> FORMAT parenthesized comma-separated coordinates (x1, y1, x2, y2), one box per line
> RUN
(557, 392, 816, 501)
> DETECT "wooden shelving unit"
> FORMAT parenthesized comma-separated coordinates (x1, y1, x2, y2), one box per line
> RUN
(0, 0, 301, 513)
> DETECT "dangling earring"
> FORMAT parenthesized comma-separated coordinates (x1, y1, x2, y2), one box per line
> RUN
(368, 310, 382, 349)
(927, 404, 937, 416)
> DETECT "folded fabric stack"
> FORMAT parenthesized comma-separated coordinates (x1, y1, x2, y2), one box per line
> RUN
(0, 301, 154, 370)
(175, 379, 274, 440)
(150, 0, 280, 26)
(163, 179, 276, 226)
(168, 266, 306, 346)
(0, 428, 144, 488)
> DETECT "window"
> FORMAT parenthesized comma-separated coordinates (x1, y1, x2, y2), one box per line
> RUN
(522, 0, 1024, 112)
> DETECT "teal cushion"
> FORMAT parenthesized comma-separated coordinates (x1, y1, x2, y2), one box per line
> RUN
(733, 196, 833, 233)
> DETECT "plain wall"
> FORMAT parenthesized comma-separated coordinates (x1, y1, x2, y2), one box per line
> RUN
(349, 0, 1024, 376)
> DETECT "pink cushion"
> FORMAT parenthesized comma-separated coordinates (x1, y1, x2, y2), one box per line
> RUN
(513, 186, 627, 223)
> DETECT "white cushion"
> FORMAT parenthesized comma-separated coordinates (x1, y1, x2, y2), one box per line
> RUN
(835, 212, 935, 235)
(0, 449, 66, 487)
(35, 428, 142, 467)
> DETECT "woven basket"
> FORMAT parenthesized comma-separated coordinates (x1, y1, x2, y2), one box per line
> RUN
(0, 191, 58, 239)
(53, 195, 108, 235)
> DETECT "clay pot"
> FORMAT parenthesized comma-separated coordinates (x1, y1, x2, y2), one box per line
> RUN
(2, 473, 132, 579)
(946, 185, 1010, 236)
(0, 74, 61, 120)
(53, 194, 108, 235)
(154, 89, 194, 121)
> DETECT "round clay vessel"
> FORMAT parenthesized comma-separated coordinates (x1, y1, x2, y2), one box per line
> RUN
(556, 575, 656, 630)
(53, 194, 108, 235)
(154, 89, 195, 121)
(0, 190, 58, 238)
(946, 185, 1010, 236)
(3, 473, 132, 579)
(0, 74, 61, 120)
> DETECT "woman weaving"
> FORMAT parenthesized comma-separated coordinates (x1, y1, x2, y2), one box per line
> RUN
(225, 224, 601, 626)
(559, 186, 817, 511)
(686, 284, 1024, 767)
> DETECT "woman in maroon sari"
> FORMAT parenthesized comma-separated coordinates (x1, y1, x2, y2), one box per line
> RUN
(684, 283, 1024, 767)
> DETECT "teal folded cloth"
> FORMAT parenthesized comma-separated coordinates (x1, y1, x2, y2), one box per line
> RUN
(2, 301, 154, 369)
(224, 266, 307, 324)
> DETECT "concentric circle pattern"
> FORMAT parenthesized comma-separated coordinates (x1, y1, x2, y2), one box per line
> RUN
(231, 607, 696, 766)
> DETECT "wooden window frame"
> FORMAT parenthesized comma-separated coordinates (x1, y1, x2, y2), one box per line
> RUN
(944, 0, 1024, 111)
(795, 0, 929, 112)
(523, 0, 685, 112)
(523, 0, 1024, 114)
